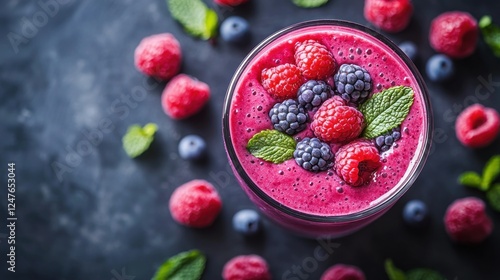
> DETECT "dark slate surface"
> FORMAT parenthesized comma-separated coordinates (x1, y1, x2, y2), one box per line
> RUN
(1, 0, 500, 279)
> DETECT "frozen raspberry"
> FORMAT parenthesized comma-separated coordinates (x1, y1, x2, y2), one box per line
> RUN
(222, 255, 271, 280)
(311, 96, 364, 143)
(429, 11, 478, 59)
(321, 264, 366, 280)
(261, 63, 303, 101)
(214, 0, 248, 6)
(364, 0, 413, 33)
(294, 40, 336, 80)
(444, 197, 493, 244)
(162, 74, 211, 120)
(335, 139, 381, 187)
(169, 180, 222, 228)
(134, 33, 181, 80)
(455, 104, 500, 148)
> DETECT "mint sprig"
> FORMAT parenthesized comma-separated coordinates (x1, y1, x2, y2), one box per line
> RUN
(385, 259, 445, 280)
(385, 259, 406, 280)
(486, 184, 500, 211)
(458, 155, 500, 191)
(292, 0, 329, 8)
(479, 16, 500, 57)
(167, 0, 218, 40)
(152, 250, 206, 280)
(122, 123, 158, 158)
(247, 130, 296, 163)
(359, 86, 414, 139)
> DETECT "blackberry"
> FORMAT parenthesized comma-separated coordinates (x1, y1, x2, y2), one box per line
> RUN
(374, 127, 401, 152)
(297, 80, 332, 111)
(334, 64, 372, 104)
(293, 138, 333, 172)
(268, 99, 308, 135)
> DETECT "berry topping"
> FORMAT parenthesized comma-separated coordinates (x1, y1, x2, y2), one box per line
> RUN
(297, 80, 333, 111)
(374, 127, 401, 152)
(429, 11, 479, 59)
(232, 209, 261, 235)
(294, 40, 336, 80)
(403, 200, 429, 228)
(162, 74, 211, 119)
(222, 255, 271, 280)
(311, 96, 365, 143)
(214, 0, 248, 6)
(335, 139, 381, 187)
(134, 33, 181, 80)
(220, 16, 251, 44)
(261, 63, 303, 100)
(455, 104, 500, 148)
(294, 137, 334, 172)
(444, 197, 493, 243)
(364, 0, 413, 33)
(334, 64, 372, 104)
(169, 180, 222, 228)
(178, 135, 207, 160)
(426, 54, 454, 82)
(398, 41, 418, 61)
(269, 99, 308, 135)
(321, 264, 366, 280)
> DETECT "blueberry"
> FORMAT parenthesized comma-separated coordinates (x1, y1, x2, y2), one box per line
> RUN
(232, 209, 260, 235)
(398, 41, 418, 61)
(403, 200, 429, 227)
(178, 135, 206, 160)
(220, 16, 250, 44)
(426, 54, 454, 82)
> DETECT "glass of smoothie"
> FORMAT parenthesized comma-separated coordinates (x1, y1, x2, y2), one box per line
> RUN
(222, 20, 432, 238)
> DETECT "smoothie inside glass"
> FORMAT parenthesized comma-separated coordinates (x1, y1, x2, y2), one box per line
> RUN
(222, 20, 432, 237)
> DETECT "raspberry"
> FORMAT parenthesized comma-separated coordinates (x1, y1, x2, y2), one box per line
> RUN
(334, 64, 372, 104)
(294, 40, 336, 80)
(444, 197, 493, 244)
(269, 99, 308, 135)
(261, 63, 303, 101)
(222, 255, 271, 280)
(310, 96, 365, 143)
(429, 11, 478, 59)
(169, 180, 222, 228)
(455, 104, 500, 148)
(214, 0, 248, 6)
(297, 80, 333, 111)
(294, 138, 334, 172)
(364, 0, 413, 33)
(134, 33, 181, 80)
(321, 264, 366, 280)
(162, 74, 211, 120)
(335, 139, 381, 187)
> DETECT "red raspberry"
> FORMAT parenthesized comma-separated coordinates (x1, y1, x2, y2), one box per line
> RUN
(455, 104, 500, 148)
(335, 139, 380, 187)
(321, 264, 366, 280)
(429, 11, 478, 59)
(444, 197, 493, 244)
(222, 255, 271, 280)
(134, 33, 181, 80)
(162, 74, 211, 120)
(364, 0, 413, 33)
(214, 0, 248, 6)
(261, 63, 303, 101)
(310, 96, 364, 143)
(169, 180, 222, 228)
(294, 40, 336, 80)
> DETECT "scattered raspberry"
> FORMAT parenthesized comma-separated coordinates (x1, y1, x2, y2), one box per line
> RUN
(455, 104, 500, 148)
(134, 33, 181, 80)
(169, 180, 222, 228)
(214, 0, 248, 6)
(364, 0, 413, 33)
(321, 264, 366, 280)
(429, 11, 478, 59)
(162, 74, 211, 120)
(335, 139, 381, 187)
(444, 197, 493, 243)
(261, 63, 303, 101)
(310, 96, 365, 143)
(222, 255, 271, 280)
(294, 40, 336, 80)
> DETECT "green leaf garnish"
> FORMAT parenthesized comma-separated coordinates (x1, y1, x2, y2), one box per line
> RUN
(246, 130, 296, 163)
(122, 123, 158, 158)
(360, 86, 414, 139)
(486, 184, 500, 211)
(481, 155, 500, 190)
(406, 269, 445, 280)
(458, 171, 483, 189)
(385, 259, 406, 280)
(152, 250, 206, 280)
(292, 0, 329, 8)
(167, 0, 218, 40)
(479, 15, 500, 57)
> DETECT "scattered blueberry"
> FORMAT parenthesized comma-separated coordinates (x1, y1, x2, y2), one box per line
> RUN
(297, 80, 332, 111)
(293, 138, 333, 172)
(220, 16, 250, 44)
(403, 200, 429, 227)
(398, 41, 418, 61)
(374, 127, 401, 152)
(426, 54, 454, 82)
(178, 135, 206, 160)
(232, 209, 261, 235)
(269, 99, 308, 135)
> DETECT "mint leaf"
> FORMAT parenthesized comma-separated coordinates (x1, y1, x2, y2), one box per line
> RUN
(167, 0, 218, 40)
(152, 250, 206, 280)
(247, 130, 296, 163)
(407, 269, 445, 280)
(122, 123, 158, 158)
(479, 15, 500, 57)
(458, 171, 483, 189)
(482, 155, 500, 190)
(360, 86, 414, 139)
(292, 0, 329, 8)
(487, 184, 500, 211)
(385, 259, 406, 280)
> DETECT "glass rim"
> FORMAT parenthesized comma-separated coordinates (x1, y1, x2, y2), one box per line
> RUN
(222, 19, 433, 223)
